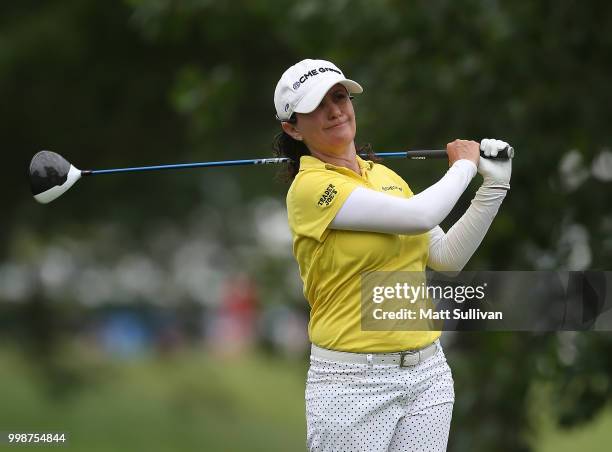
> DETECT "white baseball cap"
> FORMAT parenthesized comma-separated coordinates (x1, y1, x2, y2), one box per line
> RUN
(274, 59, 363, 121)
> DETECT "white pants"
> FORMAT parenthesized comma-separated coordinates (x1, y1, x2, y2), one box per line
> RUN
(306, 341, 455, 452)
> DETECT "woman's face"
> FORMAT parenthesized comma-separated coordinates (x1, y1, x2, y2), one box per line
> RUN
(287, 84, 357, 154)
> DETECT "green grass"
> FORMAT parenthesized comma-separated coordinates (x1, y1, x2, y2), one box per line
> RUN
(0, 346, 307, 451)
(534, 407, 612, 452)
(527, 378, 612, 452)
(1, 345, 611, 452)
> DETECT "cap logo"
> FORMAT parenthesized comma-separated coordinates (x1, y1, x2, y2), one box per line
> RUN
(292, 66, 342, 91)
(284, 103, 289, 112)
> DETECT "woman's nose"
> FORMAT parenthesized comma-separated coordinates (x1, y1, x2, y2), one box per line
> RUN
(327, 101, 342, 118)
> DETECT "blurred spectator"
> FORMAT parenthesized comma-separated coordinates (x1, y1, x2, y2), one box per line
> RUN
(208, 274, 258, 355)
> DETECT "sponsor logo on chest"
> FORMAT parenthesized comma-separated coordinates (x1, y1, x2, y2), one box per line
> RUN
(381, 185, 403, 192)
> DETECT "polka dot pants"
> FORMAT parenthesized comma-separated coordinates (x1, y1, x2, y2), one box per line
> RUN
(305, 341, 454, 451)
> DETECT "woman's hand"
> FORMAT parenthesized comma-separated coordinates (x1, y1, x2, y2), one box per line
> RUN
(478, 138, 513, 190)
(446, 139, 480, 167)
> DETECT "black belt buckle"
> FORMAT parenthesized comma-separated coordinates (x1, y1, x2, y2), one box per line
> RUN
(399, 350, 419, 367)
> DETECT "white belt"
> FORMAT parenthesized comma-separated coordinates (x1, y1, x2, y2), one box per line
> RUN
(310, 341, 438, 367)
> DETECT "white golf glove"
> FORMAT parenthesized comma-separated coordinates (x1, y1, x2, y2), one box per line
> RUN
(478, 138, 513, 190)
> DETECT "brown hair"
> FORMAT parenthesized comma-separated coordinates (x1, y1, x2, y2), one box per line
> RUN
(272, 117, 379, 182)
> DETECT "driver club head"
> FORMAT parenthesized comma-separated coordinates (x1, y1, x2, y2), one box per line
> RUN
(29, 150, 82, 204)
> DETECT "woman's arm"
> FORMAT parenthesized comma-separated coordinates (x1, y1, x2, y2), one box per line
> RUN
(427, 186, 507, 271)
(330, 159, 477, 234)
(428, 138, 513, 271)
(331, 139, 513, 270)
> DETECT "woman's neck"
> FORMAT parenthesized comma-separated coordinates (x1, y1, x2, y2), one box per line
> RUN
(309, 142, 360, 175)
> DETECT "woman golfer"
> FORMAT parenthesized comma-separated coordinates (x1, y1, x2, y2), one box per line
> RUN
(273, 59, 512, 451)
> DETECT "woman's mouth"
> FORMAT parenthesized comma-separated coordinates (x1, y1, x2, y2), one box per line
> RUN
(326, 121, 347, 129)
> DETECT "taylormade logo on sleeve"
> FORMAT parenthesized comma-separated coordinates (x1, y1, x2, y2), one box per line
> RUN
(292, 67, 342, 90)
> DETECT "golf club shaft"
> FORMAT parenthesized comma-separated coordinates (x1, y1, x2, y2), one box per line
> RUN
(82, 147, 513, 176)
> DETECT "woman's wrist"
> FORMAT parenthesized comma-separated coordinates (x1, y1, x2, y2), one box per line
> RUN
(451, 159, 478, 178)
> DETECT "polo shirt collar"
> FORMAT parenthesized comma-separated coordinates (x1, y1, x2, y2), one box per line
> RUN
(299, 154, 374, 172)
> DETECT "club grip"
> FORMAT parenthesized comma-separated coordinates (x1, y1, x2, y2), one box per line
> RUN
(480, 145, 514, 160)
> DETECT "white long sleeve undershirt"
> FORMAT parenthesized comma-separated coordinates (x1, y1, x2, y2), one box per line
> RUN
(329, 160, 507, 271)
(330, 159, 477, 234)
(426, 186, 507, 271)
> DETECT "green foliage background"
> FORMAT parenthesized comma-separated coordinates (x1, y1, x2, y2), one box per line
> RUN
(2, 1, 612, 451)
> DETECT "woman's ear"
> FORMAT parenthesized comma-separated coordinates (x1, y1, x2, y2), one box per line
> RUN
(281, 121, 302, 141)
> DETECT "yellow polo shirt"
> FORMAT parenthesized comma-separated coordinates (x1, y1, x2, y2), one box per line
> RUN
(287, 155, 440, 352)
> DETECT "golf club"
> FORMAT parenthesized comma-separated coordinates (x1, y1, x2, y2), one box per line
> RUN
(29, 146, 513, 204)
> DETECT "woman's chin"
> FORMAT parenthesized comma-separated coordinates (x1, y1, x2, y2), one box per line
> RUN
(325, 130, 355, 147)
(326, 139, 354, 151)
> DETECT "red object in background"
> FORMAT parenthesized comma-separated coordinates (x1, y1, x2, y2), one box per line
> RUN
(210, 273, 258, 354)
